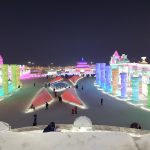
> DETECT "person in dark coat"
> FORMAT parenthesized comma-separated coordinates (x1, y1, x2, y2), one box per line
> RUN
(71, 108, 75, 115)
(75, 84, 78, 89)
(43, 122, 56, 132)
(34, 83, 36, 87)
(58, 96, 62, 103)
(130, 122, 141, 129)
(101, 98, 103, 105)
(48, 83, 50, 87)
(45, 102, 49, 110)
(33, 114, 37, 126)
(54, 91, 57, 97)
(74, 106, 77, 114)
(81, 85, 83, 90)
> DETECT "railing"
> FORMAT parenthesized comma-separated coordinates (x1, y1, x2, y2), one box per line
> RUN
(12, 124, 150, 135)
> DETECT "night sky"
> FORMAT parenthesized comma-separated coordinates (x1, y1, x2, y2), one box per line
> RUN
(0, 1, 150, 66)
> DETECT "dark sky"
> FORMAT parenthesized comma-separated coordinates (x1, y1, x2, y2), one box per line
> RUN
(0, 0, 150, 66)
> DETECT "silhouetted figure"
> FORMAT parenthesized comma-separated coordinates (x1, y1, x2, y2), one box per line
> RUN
(18, 85, 20, 88)
(101, 98, 103, 105)
(45, 102, 49, 110)
(74, 106, 77, 114)
(46, 75, 48, 79)
(53, 88, 55, 92)
(48, 83, 50, 87)
(33, 114, 37, 126)
(130, 122, 141, 129)
(54, 91, 57, 97)
(81, 85, 84, 90)
(34, 83, 36, 87)
(43, 122, 56, 132)
(58, 96, 62, 103)
(75, 84, 78, 89)
(71, 108, 75, 115)
(30, 104, 35, 111)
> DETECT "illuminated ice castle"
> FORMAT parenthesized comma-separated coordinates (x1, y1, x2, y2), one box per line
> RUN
(76, 58, 91, 74)
(96, 50, 150, 107)
(0, 55, 21, 96)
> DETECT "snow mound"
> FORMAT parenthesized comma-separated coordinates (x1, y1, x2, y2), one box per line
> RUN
(0, 131, 137, 150)
(0, 121, 10, 131)
(73, 116, 92, 129)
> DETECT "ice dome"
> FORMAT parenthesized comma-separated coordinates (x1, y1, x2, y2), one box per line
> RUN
(73, 116, 92, 128)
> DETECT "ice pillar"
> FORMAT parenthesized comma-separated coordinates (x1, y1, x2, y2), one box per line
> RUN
(100, 63, 106, 89)
(2, 65, 8, 95)
(105, 65, 111, 93)
(16, 65, 20, 87)
(96, 63, 101, 86)
(131, 77, 139, 102)
(120, 72, 127, 98)
(11, 65, 17, 89)
(147, 84, 150, 107)
(112, 69, 119, 95)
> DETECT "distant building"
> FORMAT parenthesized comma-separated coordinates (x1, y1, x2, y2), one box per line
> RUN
(75, 58, 93, 75)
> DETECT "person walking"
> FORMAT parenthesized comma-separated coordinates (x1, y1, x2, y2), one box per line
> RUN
(34, 82, 36, 87)
(71, 108, 75, 115)
(45, 102, 49, 110)
(54, 91, 57, 97)
(74, 106, 77, 114)
(81, 85, 84, 90)
(101, 98, 103, 106)
(33, 114, 37, 126)
(58, 96, 62, 103)
(75, 84, 78, 89)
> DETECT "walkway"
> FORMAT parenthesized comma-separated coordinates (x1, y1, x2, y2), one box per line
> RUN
(0, 77, 150, 130)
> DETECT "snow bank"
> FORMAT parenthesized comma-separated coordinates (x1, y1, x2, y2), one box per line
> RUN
(0, 121, 10, 131)
(0, 131, 137, 150)
(136, 134, 150, 150)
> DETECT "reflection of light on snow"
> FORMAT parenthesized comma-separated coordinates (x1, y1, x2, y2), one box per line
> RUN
(94, 81, 150, 112)
(24, 99, 55, 114)
(94, 83, 99, 87)
(62, 99, 87, 109)
(126, 101, 144, 106)
(49, 86, 69, 92)
(0, 97, 4, 101)
(69, 77, 83, 86)
(140, 106, 150, 112)
(128, 133, 141, 138)
(71, 127, 92, 132)
(101, 90, 129, 101)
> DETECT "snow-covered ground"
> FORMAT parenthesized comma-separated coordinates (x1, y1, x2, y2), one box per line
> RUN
(1, 77, 150, 131)
(0, 115, 149, 150)
(0, 130, 139, 150)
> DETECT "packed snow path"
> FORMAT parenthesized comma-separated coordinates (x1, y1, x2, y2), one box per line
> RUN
(0, 77, 150, 130)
